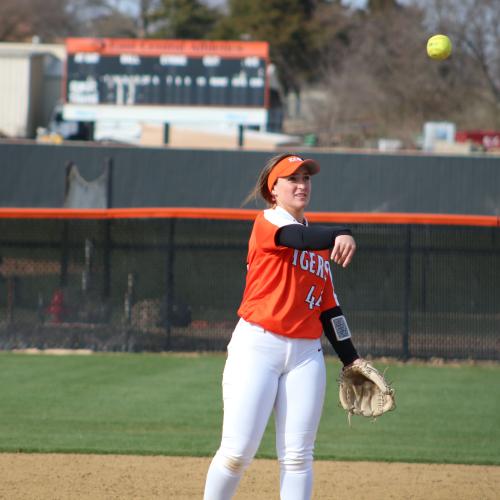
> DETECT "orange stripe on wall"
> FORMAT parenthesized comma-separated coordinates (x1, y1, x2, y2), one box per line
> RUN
(0, 208, 498, 227)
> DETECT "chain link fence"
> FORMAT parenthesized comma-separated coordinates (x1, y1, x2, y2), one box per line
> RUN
(0, 216, 498, 360)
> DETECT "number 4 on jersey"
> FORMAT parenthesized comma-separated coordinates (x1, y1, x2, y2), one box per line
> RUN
(305, 286, 322, 309)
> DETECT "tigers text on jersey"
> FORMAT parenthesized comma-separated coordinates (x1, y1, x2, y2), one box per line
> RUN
(237, 207, 340, 339)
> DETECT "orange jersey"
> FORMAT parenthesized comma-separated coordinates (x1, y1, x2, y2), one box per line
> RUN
(237, 207, 339, 339)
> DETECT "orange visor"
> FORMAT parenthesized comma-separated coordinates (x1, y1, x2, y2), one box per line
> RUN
(267, 156, 320, 192)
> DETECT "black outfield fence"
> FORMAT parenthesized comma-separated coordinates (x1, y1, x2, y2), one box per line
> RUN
(0, 209, 498, 360)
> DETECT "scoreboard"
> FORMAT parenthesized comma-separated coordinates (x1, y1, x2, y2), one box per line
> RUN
(65, 38, 270, 108)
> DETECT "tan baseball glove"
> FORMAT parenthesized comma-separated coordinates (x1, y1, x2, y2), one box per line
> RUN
(339, 358, 395, 423)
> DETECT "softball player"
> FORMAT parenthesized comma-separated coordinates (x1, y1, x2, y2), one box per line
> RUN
(204, 153, 359, 500)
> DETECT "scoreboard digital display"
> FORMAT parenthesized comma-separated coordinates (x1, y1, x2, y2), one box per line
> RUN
(65, 38, 270, 108)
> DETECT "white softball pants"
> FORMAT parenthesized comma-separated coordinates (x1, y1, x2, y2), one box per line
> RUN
(204, 318, 326, 500)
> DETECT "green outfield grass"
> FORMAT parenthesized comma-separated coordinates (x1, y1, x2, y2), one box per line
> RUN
(0, 352, 498, 465)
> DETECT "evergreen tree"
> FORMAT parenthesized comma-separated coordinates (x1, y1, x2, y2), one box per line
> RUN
(212, 0, 325, 94)
(149, 0, 221, 39)
(366, 0, 399, 12)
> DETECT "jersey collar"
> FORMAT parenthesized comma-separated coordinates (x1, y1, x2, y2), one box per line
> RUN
(274, 206, 309, 226)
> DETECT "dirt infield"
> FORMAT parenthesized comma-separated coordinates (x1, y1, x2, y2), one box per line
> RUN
(1, 454, 499, 500)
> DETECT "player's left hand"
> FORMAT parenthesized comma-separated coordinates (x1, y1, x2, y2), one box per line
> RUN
(331, 234, 356, 267)
(339, 358, 396, 423)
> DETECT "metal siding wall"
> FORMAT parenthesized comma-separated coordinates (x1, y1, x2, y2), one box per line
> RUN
(306, 152, 500, 215)
(0, 57, 30, 137)
(0, 143, 499, 214)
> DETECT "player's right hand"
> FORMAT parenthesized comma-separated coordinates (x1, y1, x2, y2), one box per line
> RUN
(331, 235, 356, 268)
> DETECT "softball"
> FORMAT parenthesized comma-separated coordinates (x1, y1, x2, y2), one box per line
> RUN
(427, 34, 452, 60)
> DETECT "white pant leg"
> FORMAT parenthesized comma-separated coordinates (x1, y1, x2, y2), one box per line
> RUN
(275, 341, 326, 500)
(204, 320, 286, 500)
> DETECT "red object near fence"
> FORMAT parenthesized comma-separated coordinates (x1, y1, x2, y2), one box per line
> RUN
(46, 289, 66, 323)
(455, 130, 500, 150)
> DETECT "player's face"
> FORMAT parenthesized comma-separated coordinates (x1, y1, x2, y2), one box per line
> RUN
(272, 165, 311, 219)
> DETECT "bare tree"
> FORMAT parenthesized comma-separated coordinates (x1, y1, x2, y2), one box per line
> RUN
(0, 0, 74, 41)
(137, 0, 160, 36)
(66, 0, 152, 37)
(297, 0, 500, 146)
(0, 0, 148, 41)
(423, 0, 500, 125)
(302, 3, 459, 146)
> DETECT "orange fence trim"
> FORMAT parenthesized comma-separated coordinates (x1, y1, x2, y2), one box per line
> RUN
(307, 212, 500, 227)
(0, 208, 499, 227)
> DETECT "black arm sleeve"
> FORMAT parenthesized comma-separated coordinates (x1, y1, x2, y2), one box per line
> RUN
(320, 306, 359, 366)
(275, 224, 352, 250)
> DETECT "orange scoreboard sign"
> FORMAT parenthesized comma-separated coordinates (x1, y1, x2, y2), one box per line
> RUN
(65, 38, 270, 108)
